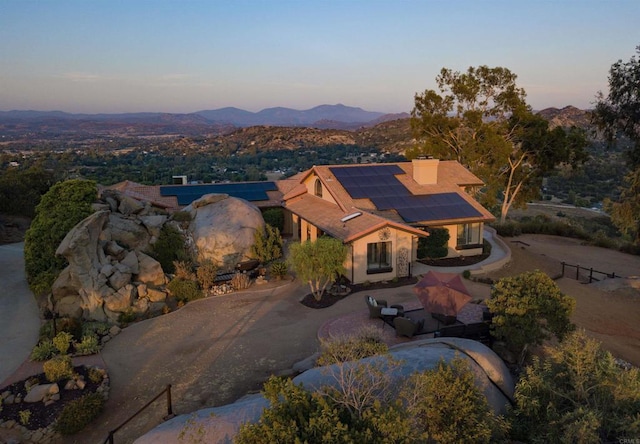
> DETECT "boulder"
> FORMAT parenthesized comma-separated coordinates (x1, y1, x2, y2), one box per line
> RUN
(55, 295, 83, 319)
(133, 297, 150, 314)
(108, 270, 132, 291)
(104, 241, 126, 260)
(136, 252, 166, 286)
(146, 288, 167, 302)
(107, 213, 151, 251)
(24, 383, 58, 403)
(104, 284, 136, 312)
(134, 339, 514, 444)
(118, 194, 146, 216)
(186, 195, 265, 270)
(100, 263, 115, 278)
(120, 250, 140, 274)
(140, 215, 168, 239)
(137, 283, 148, 297)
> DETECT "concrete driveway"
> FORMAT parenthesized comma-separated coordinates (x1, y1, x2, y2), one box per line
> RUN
(0, 243, 40, 385)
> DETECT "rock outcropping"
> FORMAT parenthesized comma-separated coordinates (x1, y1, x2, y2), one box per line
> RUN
(49, 190, 265, 322)
(134, 338, 515, 444)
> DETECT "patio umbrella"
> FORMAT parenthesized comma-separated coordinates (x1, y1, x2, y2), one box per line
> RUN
(413, 271, 472, 317)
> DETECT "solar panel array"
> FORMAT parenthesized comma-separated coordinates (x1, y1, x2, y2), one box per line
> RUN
(160, 182, 277, 206)
(330, 165, 482, 223)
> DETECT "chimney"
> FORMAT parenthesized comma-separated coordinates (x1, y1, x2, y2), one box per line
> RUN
(412, 158, 439, 185)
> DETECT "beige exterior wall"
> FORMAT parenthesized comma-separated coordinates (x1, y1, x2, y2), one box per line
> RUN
(441, 222, 484, 257)
(349, 227, 415, 284)
(303, 174, 338, 205)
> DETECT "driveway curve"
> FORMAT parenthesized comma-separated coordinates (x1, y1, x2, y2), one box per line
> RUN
(0, 242, 41, 386)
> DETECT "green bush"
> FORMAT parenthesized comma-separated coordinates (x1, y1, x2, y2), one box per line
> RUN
(30, 340, 58, 361)
(24, 179, 97, 295)
(171, 210, 192, 222)
(53, 331, 73, 355)
(74, 335, 100, 356)
(262, 208, 284, 232)
(510, 330, 640, 442)
(81, 321, 111, 338)
(493, 222, 522, 237)
(269, 261, 287, 279)
(462, 269, 471, 279)
(417, 228, 449, 259)
(54, 392, 105, 435)
(251, 224, 283, 263)
(147, 223, 191, 274)
(167, 278, 202, 303)
(117, 308, 137, 325)
(43, 355, 74, 382)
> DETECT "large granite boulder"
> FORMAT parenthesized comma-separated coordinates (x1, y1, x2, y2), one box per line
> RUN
(134, 338, 514, 444)
(185, 194, 265, 270)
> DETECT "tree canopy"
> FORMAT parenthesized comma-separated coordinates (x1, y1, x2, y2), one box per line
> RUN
(410, 65, 587, 222)
(24, 179, 97, 296)
(486, 270, 576, 364)
(593, 45, 640, 243)
(288, 236, 347, 301)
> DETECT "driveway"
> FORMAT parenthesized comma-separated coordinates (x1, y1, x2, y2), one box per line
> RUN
(0, 243, 40, 385)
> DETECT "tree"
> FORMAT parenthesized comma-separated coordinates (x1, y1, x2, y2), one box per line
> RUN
(24, 179, 97, 296)
(486, 270, 576, 364)
(410, 65, 587, 223)
(250, 224, 283, 264)
(510, 330, 640, 442)
(401, 358, 509, 443)
(0, 165, 55, 217)
(593, 45, 640, 243)
(288, 236, 347, 301)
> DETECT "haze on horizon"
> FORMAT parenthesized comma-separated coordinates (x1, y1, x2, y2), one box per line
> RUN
(1, 0, 638, 115)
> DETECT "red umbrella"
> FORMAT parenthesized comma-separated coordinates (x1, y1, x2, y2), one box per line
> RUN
(413, 271, 472, 317)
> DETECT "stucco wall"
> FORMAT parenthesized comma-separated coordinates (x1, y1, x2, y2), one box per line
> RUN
(302, 174, 337, 206)
(350, 228, 414, 284)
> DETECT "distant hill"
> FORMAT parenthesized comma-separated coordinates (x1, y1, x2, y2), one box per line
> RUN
(536, 106, 593, 131)
(0, 104, 396, 136)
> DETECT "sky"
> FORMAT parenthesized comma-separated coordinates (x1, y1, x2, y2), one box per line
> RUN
(0, 0, 638, 114)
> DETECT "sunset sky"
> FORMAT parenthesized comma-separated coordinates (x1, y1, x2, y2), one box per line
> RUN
(1, 0, 638, 114)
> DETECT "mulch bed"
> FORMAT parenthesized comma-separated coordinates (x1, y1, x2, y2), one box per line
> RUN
(418, 253, 489, 267)
(0, 366, 102, 431)
(300, 276, 419, 309)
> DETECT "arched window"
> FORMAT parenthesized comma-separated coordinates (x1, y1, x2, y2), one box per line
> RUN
(314, 179, 323, 198)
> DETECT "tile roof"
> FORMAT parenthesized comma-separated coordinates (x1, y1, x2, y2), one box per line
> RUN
(104, 181, 178, 209)
(285, 194, 426, 243)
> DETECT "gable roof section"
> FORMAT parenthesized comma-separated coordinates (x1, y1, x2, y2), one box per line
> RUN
(285, 194, 426, 243)
(307, 163, 494, 225)
(105, 181, 178, 209)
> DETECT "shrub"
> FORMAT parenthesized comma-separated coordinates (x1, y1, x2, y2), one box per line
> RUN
(196, 259, 218, 291)
(167, 278, 202, 302)
(251, 224, 283, 263)
(486, 270, 576, 364)
(171, 210, 192, 222)
(24, 179, 97, 295)
(81, 321, 111, 338)
(118, 308, 137, 325)
(18, 410, 31, 426)
(231, 272, 251, 290)
(462, 269, 471, 279)
(510, 330, 640, 442)
(54, 392, 105, 435)
(74, 334, 100, 356)
(417, 228, 449, 259)
(173, 260, 195, 280)
(317, 326, 388, 366)
(148, 223, 191, 274)
(401, 358, 509, 443)
(269, 261, 287, 279)
(88, 367, 105, 384)
(43, 355, 74, 382)
(53, 331, 73, 355)
(492, 222, 522, 237)
(30, 340, 58, 361)
(262, 208, 284, 232)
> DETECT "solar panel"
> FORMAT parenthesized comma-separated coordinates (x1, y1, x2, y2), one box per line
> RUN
(160, 182, 277, 206)
(395, 193, 482, 223)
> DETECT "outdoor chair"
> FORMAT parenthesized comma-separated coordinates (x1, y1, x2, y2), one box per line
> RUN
(364, 295, 388, 319)
(393, 317, 425, 338)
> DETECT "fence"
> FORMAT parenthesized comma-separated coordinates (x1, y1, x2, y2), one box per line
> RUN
(561, 261, 617, 283)
(103, 384, 173, 444)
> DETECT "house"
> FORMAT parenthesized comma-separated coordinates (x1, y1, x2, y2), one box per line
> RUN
(106, 158, 494, 284)
(279, 158, 494, 284)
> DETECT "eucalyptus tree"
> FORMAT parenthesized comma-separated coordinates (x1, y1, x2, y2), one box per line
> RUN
(410, 66, 587, 223)
(593, 45, 640, 243)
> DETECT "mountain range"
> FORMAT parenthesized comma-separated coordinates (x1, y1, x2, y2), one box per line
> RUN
(0, 104, 408, 135)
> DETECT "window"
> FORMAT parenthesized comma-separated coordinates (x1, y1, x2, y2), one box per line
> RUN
(314, 179, 323, 198)
(457, 223, 482, 247)
(367, 241, 392, 274)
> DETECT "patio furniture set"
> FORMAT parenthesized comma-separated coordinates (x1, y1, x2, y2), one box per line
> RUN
(364, 271, 493, 345)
